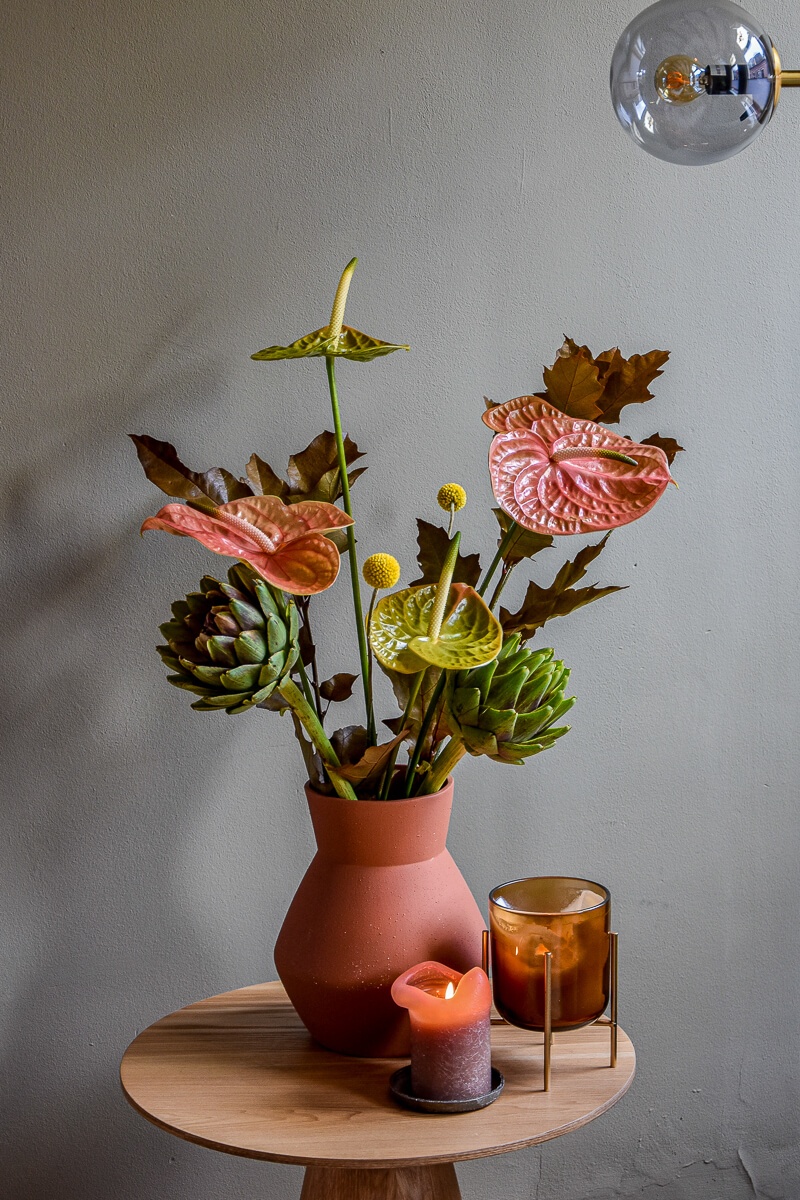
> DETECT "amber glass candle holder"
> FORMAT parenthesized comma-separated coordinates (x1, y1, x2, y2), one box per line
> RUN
(489, 877, 611, 1032)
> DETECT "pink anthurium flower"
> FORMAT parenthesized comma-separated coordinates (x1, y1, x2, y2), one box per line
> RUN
(483, 396, 674, 535)
(141, 496, 354, 595)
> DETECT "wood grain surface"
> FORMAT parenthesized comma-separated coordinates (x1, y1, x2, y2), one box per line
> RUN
(120, 981, 635, 1170)
(299, 1164, 462, 1199)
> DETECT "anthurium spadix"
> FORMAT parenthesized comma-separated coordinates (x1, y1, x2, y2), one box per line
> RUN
(141, 495, 354, 595)
(251, 259, 410, 364)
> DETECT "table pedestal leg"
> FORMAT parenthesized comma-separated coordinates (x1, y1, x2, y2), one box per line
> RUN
(300, 1162, 461, 1199)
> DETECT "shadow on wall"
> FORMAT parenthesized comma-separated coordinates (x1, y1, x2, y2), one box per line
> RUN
(0, 346, 303, 1197)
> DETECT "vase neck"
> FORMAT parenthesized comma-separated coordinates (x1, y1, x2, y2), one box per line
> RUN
(304, 785, 454, 866)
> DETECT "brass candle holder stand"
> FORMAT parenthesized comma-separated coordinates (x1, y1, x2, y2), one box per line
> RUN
(482, 927, 619, 1092)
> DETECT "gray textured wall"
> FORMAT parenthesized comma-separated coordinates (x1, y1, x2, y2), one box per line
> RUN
(3, 1, 799, 1197)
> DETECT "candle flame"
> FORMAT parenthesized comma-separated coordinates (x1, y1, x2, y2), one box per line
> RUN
(444, 982, 456, 999)
(535, 943, 549, 956)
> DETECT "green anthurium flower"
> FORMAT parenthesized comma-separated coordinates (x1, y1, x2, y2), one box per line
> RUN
(369, 582, 503, 674)
(251, 324, 409, 363)
(251, 259, 409, 363)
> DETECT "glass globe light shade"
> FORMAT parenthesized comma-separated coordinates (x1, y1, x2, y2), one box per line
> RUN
(610, 0, 778, 165)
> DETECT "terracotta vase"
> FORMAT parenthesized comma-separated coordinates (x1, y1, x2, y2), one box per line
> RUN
(273, 777, 484, 1057)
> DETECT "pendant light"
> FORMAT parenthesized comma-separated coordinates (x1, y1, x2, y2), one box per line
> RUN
(610, 0, 799, 164)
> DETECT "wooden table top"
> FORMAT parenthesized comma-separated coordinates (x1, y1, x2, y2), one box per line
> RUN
(120, 982, 635, 1170)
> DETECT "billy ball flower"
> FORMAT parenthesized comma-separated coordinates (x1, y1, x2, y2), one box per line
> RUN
(362, 553, 401, 590)
(437, 483, 467, 512)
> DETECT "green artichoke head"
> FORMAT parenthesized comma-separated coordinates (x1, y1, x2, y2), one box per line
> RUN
(445, 633, 575, 764)
(158, 563, 299, 714)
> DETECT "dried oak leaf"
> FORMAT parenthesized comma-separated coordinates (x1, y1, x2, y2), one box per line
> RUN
(640, 433, 685, 465)
(131, 435, 253, 505)
(330, 728, 411, 792)
(500, 534, 625, 639)
(320, 673, 358, 703)
(409, 520, 482, 588)
(245, 431, 366, 504)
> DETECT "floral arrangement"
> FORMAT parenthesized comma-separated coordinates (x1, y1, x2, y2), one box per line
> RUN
(133, 261, 681, 801)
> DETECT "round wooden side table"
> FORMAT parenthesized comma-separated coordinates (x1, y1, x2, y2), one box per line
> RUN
(120, 981, 635, 1199)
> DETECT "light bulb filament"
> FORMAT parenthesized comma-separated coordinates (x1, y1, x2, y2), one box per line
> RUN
(655, 55, 708, 104)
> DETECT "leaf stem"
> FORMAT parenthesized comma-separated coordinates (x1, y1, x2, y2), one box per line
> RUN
(424, 736, 467, 796)
(489, 562, 516, 612)
(403, 672, 447, 797)
(278, 678, 358, 801)
(325, 354, 375, 744)
(478, 522, 519, 598)
(298, 598, 324, 720)
(378, 670, 424, 800)
(295, 658, 317, 714)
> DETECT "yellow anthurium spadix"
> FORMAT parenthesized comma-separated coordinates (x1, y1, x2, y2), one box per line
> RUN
(251, 259, 410, 363)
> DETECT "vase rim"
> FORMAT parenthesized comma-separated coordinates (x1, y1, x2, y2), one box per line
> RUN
(304, 776, 454, 805)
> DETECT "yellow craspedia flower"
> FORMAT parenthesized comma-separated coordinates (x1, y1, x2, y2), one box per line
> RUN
(362, 553, 401, 590)
(437, 483, 467, 512)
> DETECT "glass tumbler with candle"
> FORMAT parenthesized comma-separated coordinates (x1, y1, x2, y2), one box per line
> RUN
(488, 877, 611, 1031)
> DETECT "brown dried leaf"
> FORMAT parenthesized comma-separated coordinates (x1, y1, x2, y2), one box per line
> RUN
(640, 432, 685, 465)
(500, 535, 626, 639)
(246, 432, 366, 504)
(287, 431, 365, 502)
(331, 728, 411, 792)
(330, 725, 369, 767)
(409, 520, 482, 588)
(542, 340, 604, 419)
(595, 349, 670, 424)
(245, 454, 290, 499)
(320, 672, 358, 703)
(131, 435, 253, 505)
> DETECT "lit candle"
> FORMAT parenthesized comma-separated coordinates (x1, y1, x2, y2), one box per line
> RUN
(391, 960, 492, 1101)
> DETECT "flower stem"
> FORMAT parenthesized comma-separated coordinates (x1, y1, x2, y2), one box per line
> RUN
(296, 658, 317, 714)
(378, 670, 424, 800)
(278, 678, 358, 801)
(424, 736, 467, 796)
(325, 353, 375, 743)
(403, 672, 447, 797)
(489, 562, 516, 612)
(478, 522, 518, 598)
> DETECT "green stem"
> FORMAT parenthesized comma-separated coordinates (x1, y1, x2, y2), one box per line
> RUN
(296, 658, 317, 713)
(478, 522, 518, 598)
(489, 562, 516, 612)
(424, 736, 467, 796)
(278, 678, 358, 801)
(403, 671, 447, 798)
(378, 670, 424, 801)
(325, 354, 374, 743)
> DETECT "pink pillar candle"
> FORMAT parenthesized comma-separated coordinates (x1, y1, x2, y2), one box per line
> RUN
(391, 961, 492, 1101)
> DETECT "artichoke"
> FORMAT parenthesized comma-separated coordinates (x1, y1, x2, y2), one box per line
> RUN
(445, 634, 575, 764)
(157, 563, 299, 714)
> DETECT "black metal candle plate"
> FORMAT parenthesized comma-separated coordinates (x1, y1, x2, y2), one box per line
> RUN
(388, 1066, 504, 1114)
